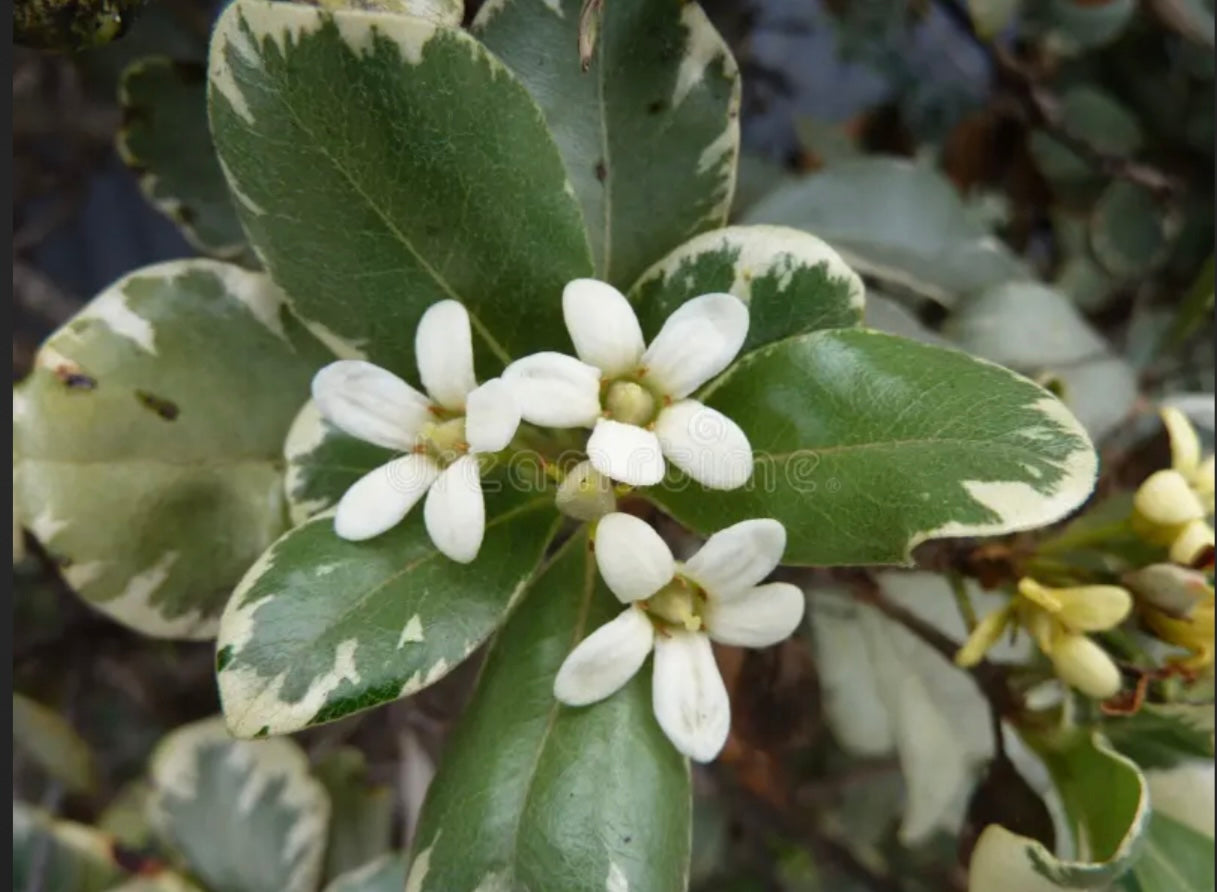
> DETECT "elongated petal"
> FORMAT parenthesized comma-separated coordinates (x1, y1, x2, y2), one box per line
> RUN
(334, 454, 440, 541)
(587, 418, 665, 486)
(464, 377, 520, 454)
(423, 455, 484, 563)
(706, 582, 805, 648)
(1123, 564, 1212, 618)
(502, 352, 602, 428)
(415, 300, 477, 411)
(1051, 585, 1132, 632)
(562, 278, 645, 376)
(652, 631, 730, 763)
(655, 400, 753, 490)
(1048, 632, 1122, 699)
(312, 360, 430, 450)
(594, 512, 674, 603)
(955, 607, 1014, 668)
(682, 518, 786, 599)
(641, 293, 748, 398)
(553, 607, 655, 706)
(1135, 469, 1206, 527)
(1162, 406, 1203, 476)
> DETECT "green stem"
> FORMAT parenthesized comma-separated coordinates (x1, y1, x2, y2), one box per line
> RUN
(949, 572, 979, 631)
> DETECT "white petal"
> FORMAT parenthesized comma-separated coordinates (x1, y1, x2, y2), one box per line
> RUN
(706, 582, 806, 648)
(587, 418, 665, 487)
(502, 352, 602, 428)
(683, 518, 787, 598)
(415, 300, 477, 411)
(553, 607, 655, 706)
(594, 512, 675, 603)
(312, 360, 430, 450)
(423, 455, 485, 563)
(334, 454, 440, 541)
(562, 278, 645, 376)
(641, 293, 748, 398)
(655, 400, 753, 490)
(464, 378, 520, 454)
(652, 631, 730, 763)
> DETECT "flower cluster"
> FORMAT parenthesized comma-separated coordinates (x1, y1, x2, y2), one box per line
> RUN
(309, 280, 800, 761)
(1132, 407, 1215, 567)
(957, 578, 1132, 699)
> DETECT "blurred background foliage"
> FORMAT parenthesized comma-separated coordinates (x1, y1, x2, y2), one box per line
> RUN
(12, 0, 1215, 890)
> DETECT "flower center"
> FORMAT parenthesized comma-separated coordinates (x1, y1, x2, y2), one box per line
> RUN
(644, 577, 705, 632)
(420, 417, 468, 463)
(604, 380, 658, 427)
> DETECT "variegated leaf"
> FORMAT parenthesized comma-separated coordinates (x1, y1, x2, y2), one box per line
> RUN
(648, 330, 1098, 566)
(629, 224, 865, 353)
(294, 0, 462, 23)
(13, 260, 331, 640)
(118, 58, 248, 261)
(474, 0, 739, 288)
(216, 485, 561, 737)
(408, 531, 691, 891)
(968, 733, 1149, 890)
(148, 717, 331, 892)
(208, 0, 593, 376)
(283, 401, 390, 524)
(14, 803, 127, 892)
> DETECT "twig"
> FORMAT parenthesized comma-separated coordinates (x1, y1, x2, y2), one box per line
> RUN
(841, 571, 1022, 718)
(936, 0, 1180, 199)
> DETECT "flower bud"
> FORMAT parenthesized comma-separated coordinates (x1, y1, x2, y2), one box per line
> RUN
(1170, 520, 1216, 568)
(1048, 633, 1122, 699)
(1124, 563, 1213, 618)
(555, 460, 616, 522)
(1046, 585, 1132, 633)
(1162, 407, 1203, 477)
(1134, 470, 1207, 528)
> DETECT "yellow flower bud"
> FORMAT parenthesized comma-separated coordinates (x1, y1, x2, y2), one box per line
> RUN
(1193, 456, 1215, 515)
(1170, 520, 1216, 567)
(1135, 469, 1207, 528)
(1142, 596, 1216, 672)
(955, 606, 1013, 668)
(1048, 631, 1122, 699)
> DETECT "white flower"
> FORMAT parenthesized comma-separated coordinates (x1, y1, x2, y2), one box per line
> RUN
(503, 279, 753, 489)
(311, 300, 520, 563)
(553, 512, 804, 762)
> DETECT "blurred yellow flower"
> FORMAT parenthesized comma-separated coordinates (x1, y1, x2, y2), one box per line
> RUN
(1133, 408, 1215, 567)
(1126, 562, 1215, 672)
(956, 578, 1131, 699)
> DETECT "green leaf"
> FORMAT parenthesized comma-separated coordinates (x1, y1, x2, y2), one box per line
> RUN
(408, 531, 691, 891)
(283, 401, 392, 524)
(216, 485, 560, 736)
(14, 802, 128, 892)
(629, 224, 864, 353)
(474, 0, 739, 289)
(1118, 813, 1215, 892)
(967, 733, 1149, 890)
(1028, 87, 1141, 189)
(148, 716, 331, 892)
(968, 0, 1022, 37)
(208, 0, 594, 375)
(649, 329, 1098, 566)
(743, 158, 1028, 306)
(118, 57, 249, 261)
(1105, 704, 1216, 770)
(1090, 181, 1175, 280)
(1030, 0, 1137, 54)
(13, 259, 330, 639)
(322, 853, 408, 892)
(13, 692, 98, 794)
(314, 748, 394, 882)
